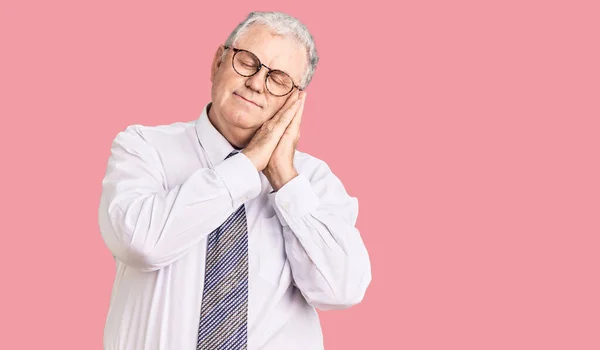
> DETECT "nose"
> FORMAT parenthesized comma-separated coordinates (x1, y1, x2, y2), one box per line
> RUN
(245, 65, 268, 93)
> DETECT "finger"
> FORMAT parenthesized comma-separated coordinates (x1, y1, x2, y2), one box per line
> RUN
(281, 97, 304, 142)
(278, 90, 300, 114)
(273, 90, 301, 121)
(260, 98, 301, 144)
(261, 91, 301, 140)
(290, 96, 304, 131)
(297, 92, 306, 122)
(275, 98, 302, 129)
(289, 92, 305, 130)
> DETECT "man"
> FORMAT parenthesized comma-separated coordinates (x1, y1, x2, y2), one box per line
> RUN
(99, 11, 371, 350)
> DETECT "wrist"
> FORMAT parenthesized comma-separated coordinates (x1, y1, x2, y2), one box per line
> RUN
(264, 166, 298, 191)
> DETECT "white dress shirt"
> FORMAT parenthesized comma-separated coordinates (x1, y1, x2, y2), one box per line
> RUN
(98, 103, 372, 350)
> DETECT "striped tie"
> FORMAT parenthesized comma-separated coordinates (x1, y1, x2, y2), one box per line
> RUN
(197, 150, 248, 350)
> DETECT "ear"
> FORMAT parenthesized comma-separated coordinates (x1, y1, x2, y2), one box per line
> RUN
(210, 45, 226, 83)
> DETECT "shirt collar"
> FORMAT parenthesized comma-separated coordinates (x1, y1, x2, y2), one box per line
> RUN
(195, 103, 239, 165)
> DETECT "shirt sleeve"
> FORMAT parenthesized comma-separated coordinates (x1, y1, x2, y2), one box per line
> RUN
(267, 158, 372, 311)
(98, 125, 261, 272)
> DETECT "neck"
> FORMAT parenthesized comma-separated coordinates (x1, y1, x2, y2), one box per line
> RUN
(207, 103, 252, 149)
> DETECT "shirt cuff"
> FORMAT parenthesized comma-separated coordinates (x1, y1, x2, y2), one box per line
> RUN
(213, 152, 261, 208)
(268, 174, 321, 226)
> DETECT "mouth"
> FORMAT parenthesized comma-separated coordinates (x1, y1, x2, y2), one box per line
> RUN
(234, 92, 261, 108)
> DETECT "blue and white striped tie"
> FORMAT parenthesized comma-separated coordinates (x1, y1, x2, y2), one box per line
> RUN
(197, 150, 248, 350)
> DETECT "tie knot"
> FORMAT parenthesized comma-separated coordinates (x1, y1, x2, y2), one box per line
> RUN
(225, 150, 239, 160)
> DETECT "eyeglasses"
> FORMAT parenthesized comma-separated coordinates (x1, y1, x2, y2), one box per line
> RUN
(224, 45, 301, 97)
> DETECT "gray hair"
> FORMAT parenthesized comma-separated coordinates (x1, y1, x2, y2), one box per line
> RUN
(221, 11, 319, 90)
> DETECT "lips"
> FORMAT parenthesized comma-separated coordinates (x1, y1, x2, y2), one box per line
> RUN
(234, 92, 260, 108)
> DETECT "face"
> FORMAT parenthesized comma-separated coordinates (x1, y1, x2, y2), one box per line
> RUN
(209, 24, 307, 136)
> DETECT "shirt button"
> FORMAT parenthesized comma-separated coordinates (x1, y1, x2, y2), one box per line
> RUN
(282, 202, 290, 210)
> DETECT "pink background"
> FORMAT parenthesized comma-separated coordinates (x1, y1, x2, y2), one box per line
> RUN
(1, 0, 599, 349)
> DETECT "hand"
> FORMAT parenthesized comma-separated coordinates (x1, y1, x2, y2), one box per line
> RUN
(242, 91, 303, 172)
(263, 91, 306, 191)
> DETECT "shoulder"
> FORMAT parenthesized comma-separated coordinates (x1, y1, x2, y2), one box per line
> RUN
(114, 120, 196, 141)
(293, 149, 337, 181)
(111, 120, 197, 150)
(292, 149, 357, 207)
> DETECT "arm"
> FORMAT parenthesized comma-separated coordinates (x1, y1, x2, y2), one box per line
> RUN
(267, 160, 372, 311)
(98, 125, 261, 272)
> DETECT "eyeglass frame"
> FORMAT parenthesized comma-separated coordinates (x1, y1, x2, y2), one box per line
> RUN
(223, 45, 302, 97)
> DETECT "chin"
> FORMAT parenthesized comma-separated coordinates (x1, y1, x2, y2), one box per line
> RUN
(222, 104, 260, 130)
